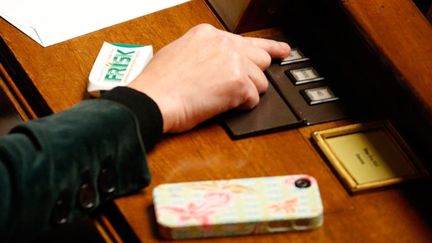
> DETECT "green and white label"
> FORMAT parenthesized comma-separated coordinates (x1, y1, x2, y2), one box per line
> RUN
(88, 42, 153, 94)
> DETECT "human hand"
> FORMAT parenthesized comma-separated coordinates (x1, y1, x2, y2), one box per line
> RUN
(128, 24, 290, 133)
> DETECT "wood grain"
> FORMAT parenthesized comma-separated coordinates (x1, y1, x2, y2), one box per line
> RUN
(341, 0, 432, 119)
(0, 0, 431, 242)
(115, 123, 432, 242)
(0, 64, 33, 120)
(0, 0, 223, 114)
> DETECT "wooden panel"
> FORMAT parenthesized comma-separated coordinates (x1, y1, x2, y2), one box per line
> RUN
(0, 63, 35, 120)
(206, 0, 281, 33)
(207, 0, 251, 31)
(341, 0, 432, 119)
(271, 0, 432, 166)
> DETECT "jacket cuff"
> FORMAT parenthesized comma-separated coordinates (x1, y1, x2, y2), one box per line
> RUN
(101, 87, 163, 150)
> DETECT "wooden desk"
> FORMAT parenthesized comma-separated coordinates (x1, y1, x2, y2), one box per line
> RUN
(0, 0, 223, 116)
(0, 0, 431, 242)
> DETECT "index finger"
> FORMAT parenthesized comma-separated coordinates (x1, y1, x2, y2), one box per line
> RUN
(245, 37, 291, 59)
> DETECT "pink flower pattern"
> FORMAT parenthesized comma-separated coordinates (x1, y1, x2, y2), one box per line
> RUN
(158, 192, 232, 232)
(156, 176, 319, 237)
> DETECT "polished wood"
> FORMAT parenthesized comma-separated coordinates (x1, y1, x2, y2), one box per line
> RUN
(114, 121, 432, 242)
(206, 0, 280, 33)
(341, 0, 432, 120)
(0, 0, 223, 115)
(0, 0, 431, 242)
(0, 64, 33, 120)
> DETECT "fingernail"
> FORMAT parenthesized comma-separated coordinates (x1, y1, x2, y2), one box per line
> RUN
(279, 42, 290, 49)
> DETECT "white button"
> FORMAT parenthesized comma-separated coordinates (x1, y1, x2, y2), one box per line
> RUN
(304, 86, 339, 105)
(280, 48, 309, 65)
(289, 67, 324, 85)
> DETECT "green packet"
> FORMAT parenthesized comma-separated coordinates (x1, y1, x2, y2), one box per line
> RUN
(88, 42, 153, 97)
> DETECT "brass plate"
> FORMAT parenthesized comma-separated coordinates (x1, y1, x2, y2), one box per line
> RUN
(312, 121, 428, 193)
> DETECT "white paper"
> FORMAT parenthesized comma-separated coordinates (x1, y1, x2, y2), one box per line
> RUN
(0, 0, 189, 47)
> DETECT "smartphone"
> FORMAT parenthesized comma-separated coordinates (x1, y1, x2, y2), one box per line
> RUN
(152, 174, 323, 240)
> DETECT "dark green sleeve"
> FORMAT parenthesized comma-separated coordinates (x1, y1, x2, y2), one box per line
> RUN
(0, 99, 152, 241)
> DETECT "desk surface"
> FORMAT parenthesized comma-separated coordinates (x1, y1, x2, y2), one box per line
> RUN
(1, 0, 431, 242)
(0, 0, 224, 115)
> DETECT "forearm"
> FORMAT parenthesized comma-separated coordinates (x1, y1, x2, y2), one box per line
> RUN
(0, 91, 161, 240)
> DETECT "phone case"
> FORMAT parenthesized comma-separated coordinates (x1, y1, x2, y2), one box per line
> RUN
(152, 174, 323, 239)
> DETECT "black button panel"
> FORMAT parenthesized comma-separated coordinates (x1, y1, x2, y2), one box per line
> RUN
(222, 35, 348, 139)
(266, 45, 346, 125)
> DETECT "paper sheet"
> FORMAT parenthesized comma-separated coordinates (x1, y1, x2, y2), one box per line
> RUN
(0, 0, 189, 47)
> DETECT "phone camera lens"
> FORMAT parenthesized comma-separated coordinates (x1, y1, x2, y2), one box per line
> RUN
(295, 178, 311, 188)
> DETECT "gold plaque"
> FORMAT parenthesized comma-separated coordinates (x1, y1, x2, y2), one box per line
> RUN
(312, 121, 428, 193)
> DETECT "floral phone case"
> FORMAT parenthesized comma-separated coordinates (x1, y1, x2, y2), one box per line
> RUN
(152, 174, 323, 239)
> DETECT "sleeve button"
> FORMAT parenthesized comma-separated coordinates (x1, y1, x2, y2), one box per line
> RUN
(78, 183, 97, 210)
(51, 198, 70, 225)
(98, 167, 117, 194)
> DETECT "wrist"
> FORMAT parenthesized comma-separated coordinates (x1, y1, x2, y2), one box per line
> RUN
(128, 80, 175, 133)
